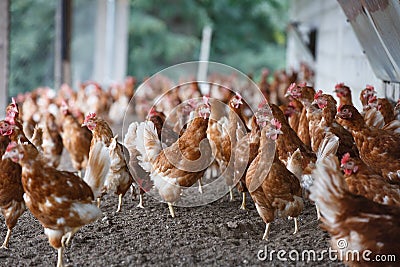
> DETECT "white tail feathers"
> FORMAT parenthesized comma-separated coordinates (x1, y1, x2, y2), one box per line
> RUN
(316, 132, 339, 162)
(310, 156, 346, 224)
(364, 108, 385, 128)
(84, 142, 111, 198)
(124, 122, 139, 151)
(382, 119, 400, 133)
(135, 121, 162, 172)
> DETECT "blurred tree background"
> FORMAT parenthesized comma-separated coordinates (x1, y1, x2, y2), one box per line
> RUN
(128, 0, 289, 80)
(8, 0, 288, 96)
(9, 0, 56, 96)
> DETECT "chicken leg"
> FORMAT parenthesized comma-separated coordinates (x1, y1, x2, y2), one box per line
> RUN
(57, 247, 64, 267)
(262, 223, 270, 240)
(137, 194, 144, 209)
(229, 186, 234, 201)
(315, 204, 321, 220)
(198, 178, 203, 194)
(62, 227, 79, 247)
(240, 192, 246, 210)
(293, 217, 299, 234)
(168, 202, 175, 218)
(116, 194, 123, 212)
(1, 228, 11, 249)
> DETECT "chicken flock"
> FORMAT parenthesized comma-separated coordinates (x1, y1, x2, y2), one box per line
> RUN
(0, 66, 400, 267)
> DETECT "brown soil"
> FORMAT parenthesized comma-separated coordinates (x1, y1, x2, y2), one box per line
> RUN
(0, 122, 344, 266)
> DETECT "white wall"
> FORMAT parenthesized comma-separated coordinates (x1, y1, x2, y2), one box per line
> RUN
(287, 0, 383, 110)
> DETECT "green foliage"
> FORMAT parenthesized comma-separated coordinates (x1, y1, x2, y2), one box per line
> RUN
(8, 0, 289, 95)
(9, 0, 56, 96)
(128, 0, 289, 80)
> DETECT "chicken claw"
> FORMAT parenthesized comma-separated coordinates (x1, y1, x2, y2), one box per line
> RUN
(315, 204, 321, 220)
(1, 229, 11, 249)
(229, 186, 234, 201)
(262, 223, 270, 240)
(293, 217, 299, 234)
(116, 194, 123, 212)
(168, 202, 175, 218)
(64, 228, 79, 247)
(240, 192, 246, 210)
(57, 247, 64, 267)
(198, 178, 203, 194)
(137, 194, 144, 209)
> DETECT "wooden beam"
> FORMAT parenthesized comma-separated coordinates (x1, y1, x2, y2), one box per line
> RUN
(0, 0, 10, 117)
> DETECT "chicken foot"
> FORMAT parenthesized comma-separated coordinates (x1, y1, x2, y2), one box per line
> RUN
(262, 223, 271, 240)
(0, 228, 11, 249)
(229, 186, 234, 201)
(168, 202, 175, 218)
(61, 227, 79, 247)
(315, 204, 321, 220)
(293, 217, 299, 234)
(240, 192, 246, 210)
(116, 194, 123, 212)
(288, 216, 299, 234)
(57, 246, 64, 267)
(137, 194, 144, 209)
(198, 178, 203, 194)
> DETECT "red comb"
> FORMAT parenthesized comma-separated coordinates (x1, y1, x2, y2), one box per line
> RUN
(298, 82, 307, 87)
(6, 141, 18, 152)
(366, 84, 375, 91)
(341, 153, 351, 165)
(335, 82, 344, 89)
(149, 107, 157, 116)
(314, 90, 323, 100)
(258, 100, 268, 109)
(271, 118, 282, 130)
(287, 83, 296, 93)
(85, 112, 96, 122)
(337, 104, 343, 112)
(235, 92, 242, 100)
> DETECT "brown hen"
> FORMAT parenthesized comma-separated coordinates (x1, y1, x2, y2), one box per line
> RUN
(337, 105, 400, 183)
(310, 155, 400, 267)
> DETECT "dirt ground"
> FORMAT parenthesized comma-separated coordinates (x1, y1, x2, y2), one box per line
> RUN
(0, 121, 345, 267)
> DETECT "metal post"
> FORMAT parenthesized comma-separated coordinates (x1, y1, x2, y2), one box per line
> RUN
(0, 0, 10, 117)
(197, 25, 212, 95)
(55, 0, 72, 89)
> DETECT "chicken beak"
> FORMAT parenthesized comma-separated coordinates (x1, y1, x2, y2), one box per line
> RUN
(284, 92, 291, 98)
(81, 122, 87, 127)
(2, 152, 10, 161)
